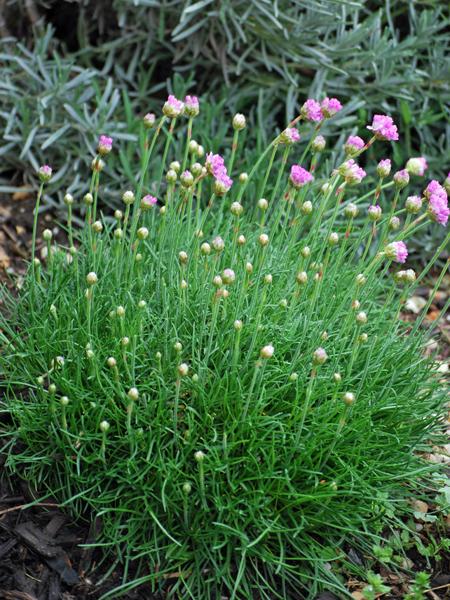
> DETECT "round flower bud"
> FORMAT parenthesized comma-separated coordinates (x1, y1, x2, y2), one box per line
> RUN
(343, 392, 355, 405)
(234, 319, 243, 331)
(48, 383, 57, 394)
(121, 336, 130, 347)
(138, 300, 147, 309)
(91, 158, 105, 172)
(182, 482, 192, 494)
(180, 170, 194, 188)
(195, 229, 203, 238)
(245, 262, 253, 274)
(166, 169, 177, 184)
(393, 169, 410, 189)
(232, 113, 246, 130)
(114, 210, 123, 221)
(212, 236, 225, 252)
(127, 387, 139, 401)
(83, 193, 93, 206)
(352, 299, 360, 310)
(239, 172, 248, 184)
(63, 193, 74, 206)
(296, 271, 308, 285)
(358, 333, 368, 343)
(404, 269, 416, 283)
(321, 331, 328, 341)
(69, 246, 77, 256)
(86, 349, 94, 359)
(37, 376, 44, 386)
(313, 347, 328, 365)
(289, 372, 298, 381)
(122, 190, 135, 205)
(42, 229, 52, 241)
(264, 274, 272, 285)
(180, 279, 188, 289)
(33, 258, 41, 267)
(356, 311, 367, 324)
(60, 396, 69, 406)
(178, 251, 188, 264)
(137, 227, 149, 240)
(368, 205, 382, 221)
(321, 182, 332, 194)
(217, 288, 229, 299)
(114, 228, 123, 240)
(230, 202, 243, 216)
(195, 450, 205, 462)
(258, 198, 268, 211)
(279, 298, 288, 308)
(237, 235, 246, 246)
(356, 274, 366, 285)
(143, 112, 156, 128)
(258, 233, 269, 247)
(222, 269, 236, 285)
(38, 165, 52, 182)
(389, 216, 401, 231)
(92, 220, 103, 233)
(107, 357, 117, 368)
(188, 140, 199, 154)
(333, 372, 342, 383)
(301, 201, 313, 215)
(260, 344, 274, 359)
(155, 351, 162, 360)
(170, 161, 181, 173)
(192, 374, 199, 382)
(135, 253, 143, 262)
(406, 157, 427, 177)
(100, 420, 110, 432)
(376, 159, 391, 178)
(178, 363, 189, 377)
(301, 246, 311, 258)
(116, 306, 125, 317)
(213, 275, 223, 288)
(344, 202, 358, 219)
(86, 272, 98, 286)
(312, 135, 326, 152)
(197, 145, 205, 158)
(174, 342, 182, 353)
(405, 195, 422, 214)
(200, 242, 211, 255)
(191, 162, 202, 177)
(328, 232, 339, 246)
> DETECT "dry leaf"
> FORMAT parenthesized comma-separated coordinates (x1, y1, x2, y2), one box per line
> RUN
(12, 186, 32, 201)
(405, 296, 427, 314)
(0, 245, 10, 269)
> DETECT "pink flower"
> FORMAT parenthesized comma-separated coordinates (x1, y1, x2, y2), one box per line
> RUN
(367, 115, 399, 141)
(321, 97, 342, 118)
(393, 169, 409, 188)
(184, 95, 199, 117)
(406, 157, 427, 176)
(301, 99, 323, 122)
(344, 135, 365, 155)
(376, 159, 392, 178)
(163, 95, 184, 118)
(338, 159, 366, 184)
(214, 172, 233, 195)
(428, 193, 449, 226)
(279, 128, 300, 144)
(289, 165, 314, 188)
(386, 241, 408, 263)
(206, 152, 226, 178)
(38, 164, 52, 182)
(140, 194, 158, 210)
(424, 180, 446, 201)
(98, 135, 113, 155)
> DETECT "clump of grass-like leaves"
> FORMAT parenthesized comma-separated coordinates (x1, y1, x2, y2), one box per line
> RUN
(1, 95, 449, 599)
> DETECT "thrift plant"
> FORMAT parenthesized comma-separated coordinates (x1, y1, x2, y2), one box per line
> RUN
(1, 95, 449, 599)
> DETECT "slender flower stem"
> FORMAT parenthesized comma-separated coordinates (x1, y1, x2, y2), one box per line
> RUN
(31, 183, 44, 279)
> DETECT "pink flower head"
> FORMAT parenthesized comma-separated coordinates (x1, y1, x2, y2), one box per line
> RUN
(140, 194, 158, 210)
(344, 135, 365, 155)
(301, 99, 323, 122)
(367, 115, 399, 141)
(393, 169, 410, 188)
(428, 193, 449, 226)
(376, 159, 392, 178)
(289, 165, 314, 188)
(386, 241, 408, 263)
(279, 127, 300, 144)
(406, 157, 427, 177)
(163, 95, 184, 118)
(98, 135, 113, 155)
(424, 180, 446, 201)
(184, 95, 200, 117)
(339, 159, 367, 185)
(205, 152, 226, 178)
(38, 164, 52, 182)
(321, 97, 342, 118)
(213, 172, 233, 196)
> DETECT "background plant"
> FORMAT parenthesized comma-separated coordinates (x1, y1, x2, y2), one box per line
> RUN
(1, 98, 448, 598)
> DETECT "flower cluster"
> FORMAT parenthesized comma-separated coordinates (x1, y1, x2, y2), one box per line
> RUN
(339, 159, 366, 184)
(205, 152, 233, 194)
(289, 165, 314, 188)
(367, 114, 399, 141)
(301, 97, 342, 121)
(425, 180, 449, 226)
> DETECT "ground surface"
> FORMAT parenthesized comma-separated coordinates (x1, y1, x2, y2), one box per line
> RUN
(0, 192, 449, 599)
